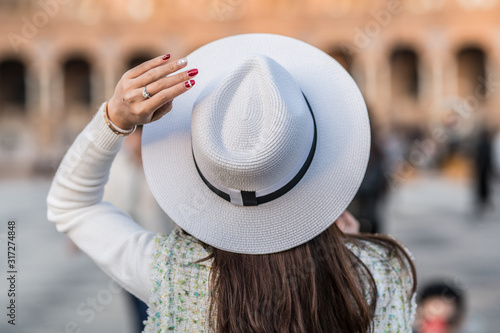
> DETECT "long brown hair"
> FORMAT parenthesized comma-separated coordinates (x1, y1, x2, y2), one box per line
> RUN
(199, 223, 416, 333)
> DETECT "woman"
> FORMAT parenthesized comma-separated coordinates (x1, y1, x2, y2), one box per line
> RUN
(47, 34, 416, 332)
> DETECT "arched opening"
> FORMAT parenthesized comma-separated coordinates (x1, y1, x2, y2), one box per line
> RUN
(127, 52, 155, 70)
(328, 48, 352, 73)
(456, 47, 486, 99)
(63, 57, 92, 109)
(0, 59, 27, 114)
(390, 48, 419, 101)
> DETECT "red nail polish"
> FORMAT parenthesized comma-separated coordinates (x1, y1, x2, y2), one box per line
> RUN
(187, 69, 198, 77)
(185, 80, 195, 88)
(162, 54, 170, 60)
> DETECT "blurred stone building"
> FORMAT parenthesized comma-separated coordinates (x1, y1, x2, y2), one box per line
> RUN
(1, 0, 499, 176)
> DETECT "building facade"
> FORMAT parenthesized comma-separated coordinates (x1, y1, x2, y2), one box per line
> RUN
(1, 0, 499, 176)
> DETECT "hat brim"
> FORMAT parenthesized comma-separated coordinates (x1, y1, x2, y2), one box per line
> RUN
(142, 33, 370, 254)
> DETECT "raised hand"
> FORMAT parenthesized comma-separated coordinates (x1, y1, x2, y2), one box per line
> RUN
(107, 54, 198, 130)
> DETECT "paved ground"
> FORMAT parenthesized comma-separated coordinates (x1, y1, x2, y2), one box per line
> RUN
(0, 174, 499, 332)
(0, 178, 135, 333)
(385, 174, 500, 333)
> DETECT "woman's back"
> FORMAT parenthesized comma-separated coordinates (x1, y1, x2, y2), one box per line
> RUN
(46, 34, 417, 333)
(144, 228, 415, 332)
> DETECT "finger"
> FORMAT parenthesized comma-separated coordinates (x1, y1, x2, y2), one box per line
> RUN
(150, 101, 173, 122)
(145, 68, 198, 96)
(129, 69, 196, 109)
(124, 54, 171, 79)
(134, 57, 189, 87)
(142, 79, 195, 116)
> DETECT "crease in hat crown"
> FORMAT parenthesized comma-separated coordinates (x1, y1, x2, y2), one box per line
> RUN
(191, 54, 315, 194)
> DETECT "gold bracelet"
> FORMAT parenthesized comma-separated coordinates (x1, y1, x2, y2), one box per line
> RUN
(103, 102, 136, 136)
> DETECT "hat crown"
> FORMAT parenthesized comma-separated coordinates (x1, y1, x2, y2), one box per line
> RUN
(191, 55, 314, 192)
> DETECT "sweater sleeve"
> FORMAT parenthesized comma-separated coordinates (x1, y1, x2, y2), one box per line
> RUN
(46, 102, 157, 304)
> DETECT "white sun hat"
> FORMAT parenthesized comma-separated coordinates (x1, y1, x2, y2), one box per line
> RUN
(142, 33, 370, 254)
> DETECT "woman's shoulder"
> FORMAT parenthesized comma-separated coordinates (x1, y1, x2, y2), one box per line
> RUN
(145, 228, 212, 332)
(347, 235, 417, 331)
(346, 235, 414, 275)
(151, 227, 213, 269)
(345, 235, 416, 305)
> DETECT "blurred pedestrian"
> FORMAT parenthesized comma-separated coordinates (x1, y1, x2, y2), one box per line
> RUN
(47, 34, 416, 332)
(492, 127, 500, 176)
(353, 111, 388, 233)
(473, 126, 493, 213)
(413, 279, 466, 333)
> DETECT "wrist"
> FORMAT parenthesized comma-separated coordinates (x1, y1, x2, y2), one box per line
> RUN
(104, 101, 136, 136)
(107, 98, 135, 130)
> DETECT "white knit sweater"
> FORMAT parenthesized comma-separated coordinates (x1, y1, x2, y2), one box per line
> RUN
(47, 103, 155, 302)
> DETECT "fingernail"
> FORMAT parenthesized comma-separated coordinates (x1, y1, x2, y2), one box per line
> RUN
(187, 69, 198, 77)
(162, 54, 170, 60)
(185, 80, 195, 88)
(177, 58, 188, 66)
